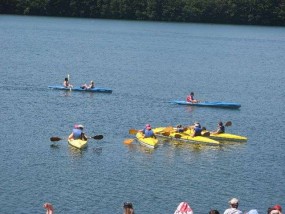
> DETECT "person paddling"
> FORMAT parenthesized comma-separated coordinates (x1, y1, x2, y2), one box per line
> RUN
(191, 122, 202, 137)
(211, 121, 225, 135)
(140, 124, 156, 139)
(63, 77, 73, 88)
(68, 124, 87, 140)
(186, 92, 199, 103)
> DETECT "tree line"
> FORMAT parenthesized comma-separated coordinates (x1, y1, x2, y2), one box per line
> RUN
(1, 0, 285, 26)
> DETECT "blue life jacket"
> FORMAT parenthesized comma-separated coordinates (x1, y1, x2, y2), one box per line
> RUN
(73, 128, 82, 139)
(144, 129, 154, 138)
(193, 127, 202, 136)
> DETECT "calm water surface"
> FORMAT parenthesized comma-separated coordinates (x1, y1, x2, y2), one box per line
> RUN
(0, 15, 284, 213)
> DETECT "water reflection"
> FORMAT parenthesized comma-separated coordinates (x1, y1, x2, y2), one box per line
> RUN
(68, 145, 86, 158)
(61, 91, 72, 97)
(124, 140, 155, 154)
(185, 106, 194, 113)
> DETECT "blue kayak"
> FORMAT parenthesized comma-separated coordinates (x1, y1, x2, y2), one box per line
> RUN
(170, 100, 241, 109)
(48, 85, 112, 93)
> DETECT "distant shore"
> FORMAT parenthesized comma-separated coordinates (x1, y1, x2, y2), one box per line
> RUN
(1, 0, 285, 26)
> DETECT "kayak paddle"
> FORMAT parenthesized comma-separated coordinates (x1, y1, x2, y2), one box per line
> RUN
(50, 135, 103, 142)
(129, 129, 139, 135)
(162, 132, 170, 136)
(89, 135, 103, 140)
(225, 121, 232, 126)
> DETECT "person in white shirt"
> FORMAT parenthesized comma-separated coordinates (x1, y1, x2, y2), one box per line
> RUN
(223, 198, 242, 214)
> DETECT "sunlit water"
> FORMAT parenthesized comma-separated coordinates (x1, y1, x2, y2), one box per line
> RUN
(0, 15, 284, 213)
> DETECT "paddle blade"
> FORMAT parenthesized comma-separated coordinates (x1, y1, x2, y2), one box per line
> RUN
(124, 139, 134, 144)
(202, 132, 211, 137)
(225, 121, 232, 126)
(163, 126, 174, 133)
(92, 135, 103, 140)
(162, 132, 170, 136)
(183, 127, 188, 132)
(50, 137, 62, 142)
(202, 127, 207, 131)
(129, 129, 139, 135)
(174, 134, 181, 139)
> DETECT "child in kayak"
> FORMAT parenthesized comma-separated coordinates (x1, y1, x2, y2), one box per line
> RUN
(63, 77, 73, 88)
(81, 80, 95, 89)
(186, 92, 199, 103)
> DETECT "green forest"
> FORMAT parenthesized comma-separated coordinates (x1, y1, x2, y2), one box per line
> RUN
(1, 0, 285, 26)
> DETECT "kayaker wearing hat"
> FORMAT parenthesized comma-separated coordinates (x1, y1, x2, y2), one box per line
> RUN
(68, 124, 87, 140)
(140, 124, 156, 139)
(191, 122, 202, 137)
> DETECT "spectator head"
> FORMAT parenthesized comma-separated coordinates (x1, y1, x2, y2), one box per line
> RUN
(272, 205, 282, 213)
(209, 209, 220, 214)
(229, 198, 239, 208)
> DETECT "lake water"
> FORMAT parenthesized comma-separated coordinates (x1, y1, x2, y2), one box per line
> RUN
(0, 15, 284, 213)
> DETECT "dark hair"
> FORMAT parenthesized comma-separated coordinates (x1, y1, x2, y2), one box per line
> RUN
(65, 78, 68, 81)
(190, 92, 194, 95)
(267, 207, 274, 214)
(209, 210, 220, 214)
(123, 202, 133, 209)
(218, 122, 223, 126)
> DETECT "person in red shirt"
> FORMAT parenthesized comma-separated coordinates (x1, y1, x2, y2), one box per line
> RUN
(186, 92, 199, 103)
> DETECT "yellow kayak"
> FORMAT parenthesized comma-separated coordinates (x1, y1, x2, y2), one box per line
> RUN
(184, 129, 247, 142)
(153, 127, 220, 146)
(205, 132, 247, 142)
(68, 138, 88, 149)
(136, 132, 158, 149)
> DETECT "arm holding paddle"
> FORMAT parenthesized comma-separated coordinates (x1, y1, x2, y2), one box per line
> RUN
(63, 76, 73, 89)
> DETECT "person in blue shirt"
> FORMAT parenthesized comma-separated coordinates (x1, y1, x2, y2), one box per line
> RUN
(191, 123, 202, 137)
(141, 124, 156, 138)
(175, 124, 185, 133)
(68, 124, 87, 140)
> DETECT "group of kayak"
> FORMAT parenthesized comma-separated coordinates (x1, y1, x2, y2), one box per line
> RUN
(49, 77, 243, 150)
(129, 121, 247, 149)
